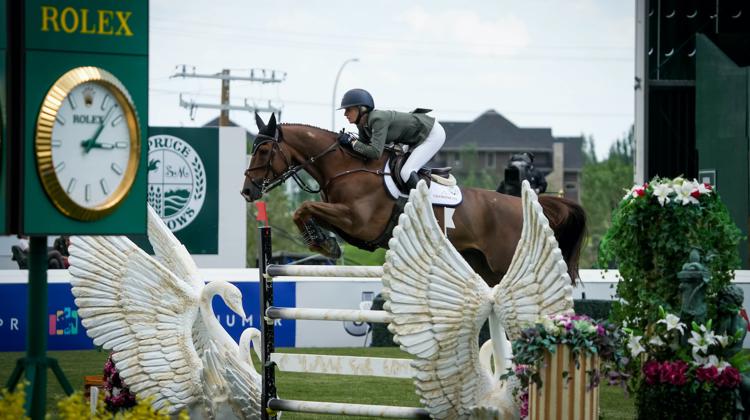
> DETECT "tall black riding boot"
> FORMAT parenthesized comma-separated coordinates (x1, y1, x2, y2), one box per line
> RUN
(405, 171, 420, 190)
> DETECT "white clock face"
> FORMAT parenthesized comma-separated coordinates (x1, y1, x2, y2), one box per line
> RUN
(51, 82, 132, 208)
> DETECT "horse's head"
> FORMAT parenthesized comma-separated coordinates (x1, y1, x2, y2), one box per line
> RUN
(241, 112, 289, 202)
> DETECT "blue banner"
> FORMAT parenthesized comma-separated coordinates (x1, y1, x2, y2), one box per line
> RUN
(0, 281, 295, 352)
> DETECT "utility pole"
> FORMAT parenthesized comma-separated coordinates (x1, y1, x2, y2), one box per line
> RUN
(172, 65, 286, 126)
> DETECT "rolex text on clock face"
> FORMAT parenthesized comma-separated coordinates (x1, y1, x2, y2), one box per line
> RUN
(51, 82, 131, 208)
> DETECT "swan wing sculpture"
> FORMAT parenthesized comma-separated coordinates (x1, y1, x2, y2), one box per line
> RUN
(69, 235, 203, 411)
(70, 205, 256, 416)
(493, 182, 575, 340)
(382, 180, 574, 419)
(201, 340, 262, 419)
(381, 181, 496, 419)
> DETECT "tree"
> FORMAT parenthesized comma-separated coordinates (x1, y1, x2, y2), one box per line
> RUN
(578, 126, 635, 268)
(245, 187, 309, 267)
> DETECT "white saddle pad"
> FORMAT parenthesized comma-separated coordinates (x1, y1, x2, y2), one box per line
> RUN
(383, 159, 463, 207)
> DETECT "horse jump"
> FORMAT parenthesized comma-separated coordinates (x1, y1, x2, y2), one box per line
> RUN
(257, 227, 429, 420)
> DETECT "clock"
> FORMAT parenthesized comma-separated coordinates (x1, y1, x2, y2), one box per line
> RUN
(35, 66, 141, 221)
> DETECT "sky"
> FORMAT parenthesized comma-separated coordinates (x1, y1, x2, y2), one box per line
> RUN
(148, 1, 635, 160)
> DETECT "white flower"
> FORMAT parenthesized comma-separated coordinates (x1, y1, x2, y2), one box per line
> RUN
(717, 360, 732, 372)
(675, 180, 699, 205)
(657, 313, 686, 334)
(627, 335, 645, 357)
(696, 182, 713, 195)
(652, 182, 673, 206)
(688, 330, 709, 355)
(704, 355, 720, 368)
(716, 335, 730, 348)
(648, 335, 665, 346)
(541, 318, 558, 335)
(699, 325, 718, 346)
(692, 353, 708, 365)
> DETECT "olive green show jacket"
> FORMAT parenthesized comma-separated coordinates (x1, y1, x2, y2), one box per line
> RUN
(353, 110, 436, 159)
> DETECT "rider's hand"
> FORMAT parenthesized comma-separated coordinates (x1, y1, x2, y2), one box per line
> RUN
(337, 130, 353, 146)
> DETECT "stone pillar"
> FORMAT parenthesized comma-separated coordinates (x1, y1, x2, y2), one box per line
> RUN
(546, 141, 565, 195)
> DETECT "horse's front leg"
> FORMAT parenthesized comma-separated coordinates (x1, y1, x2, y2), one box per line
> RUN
(293, 201, 354, 259)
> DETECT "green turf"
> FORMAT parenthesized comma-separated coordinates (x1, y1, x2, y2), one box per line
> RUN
(1, 348, 636, 419)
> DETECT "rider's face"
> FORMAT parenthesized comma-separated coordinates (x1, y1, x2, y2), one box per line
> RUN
(344, 107, 359, 124)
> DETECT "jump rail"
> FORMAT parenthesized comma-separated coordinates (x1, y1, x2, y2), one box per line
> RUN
(258, 226, 422, 420)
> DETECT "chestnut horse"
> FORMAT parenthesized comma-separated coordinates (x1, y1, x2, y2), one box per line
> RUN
(242, 113, 586, 287)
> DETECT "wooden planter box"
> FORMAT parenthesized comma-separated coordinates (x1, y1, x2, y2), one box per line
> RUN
(84, 375, 104, 400)
(528, 345, 600, 420)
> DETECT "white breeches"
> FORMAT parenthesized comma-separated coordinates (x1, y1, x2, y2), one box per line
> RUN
(400, 121, 446, 181)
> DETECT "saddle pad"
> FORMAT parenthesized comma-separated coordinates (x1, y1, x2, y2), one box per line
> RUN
(383, 159, 463, 207)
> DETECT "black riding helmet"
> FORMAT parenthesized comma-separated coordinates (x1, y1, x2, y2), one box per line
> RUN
(338, 88, 374, 110)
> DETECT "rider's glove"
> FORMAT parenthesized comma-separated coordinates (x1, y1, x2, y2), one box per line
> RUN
(337, 129, 354, 146)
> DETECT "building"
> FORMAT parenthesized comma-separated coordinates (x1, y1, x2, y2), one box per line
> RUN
(431, 110, 584, 202)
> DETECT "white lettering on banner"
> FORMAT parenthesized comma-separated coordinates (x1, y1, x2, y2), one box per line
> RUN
(274, 319, 282, 326)
(241, 315, 254, 327)
(0, 318, 3, 327)
(11, 318, 19, 331)
(226, 314, 236, 327)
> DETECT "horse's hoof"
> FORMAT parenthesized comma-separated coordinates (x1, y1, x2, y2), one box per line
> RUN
(321, 238, 342, 259)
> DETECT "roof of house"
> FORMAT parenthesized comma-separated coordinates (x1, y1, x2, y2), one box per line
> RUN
(202, 116, 243, 127)
(439, 109, 584, 172)
(441, 110, 553, 151)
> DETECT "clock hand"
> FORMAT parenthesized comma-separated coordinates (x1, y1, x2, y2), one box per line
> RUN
(88, 142, 115, 149)
(82, 105, 117, 154)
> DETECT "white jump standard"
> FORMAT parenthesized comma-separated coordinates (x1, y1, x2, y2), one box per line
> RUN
(257, 227, 429, 420)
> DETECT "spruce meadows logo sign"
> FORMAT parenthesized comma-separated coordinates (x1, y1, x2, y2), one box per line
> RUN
(147, 135, 206, 231)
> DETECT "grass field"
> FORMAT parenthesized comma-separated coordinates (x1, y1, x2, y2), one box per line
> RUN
(1, 348, 636, 419)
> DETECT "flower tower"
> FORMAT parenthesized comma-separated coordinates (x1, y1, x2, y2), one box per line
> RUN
(600, 177, 746, 418)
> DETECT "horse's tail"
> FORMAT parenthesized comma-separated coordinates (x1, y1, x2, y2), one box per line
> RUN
(538, 195, 587, 284)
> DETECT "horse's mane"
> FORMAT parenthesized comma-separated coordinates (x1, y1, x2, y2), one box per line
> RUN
(280, 123, 337, 136)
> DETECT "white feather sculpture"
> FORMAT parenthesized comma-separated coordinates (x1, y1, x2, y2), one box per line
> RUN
(381, 180, 574, 419)
(69, 205, 261, 418)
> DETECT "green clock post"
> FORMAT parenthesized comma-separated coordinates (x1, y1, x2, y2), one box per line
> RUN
(4, 2, 148, 418)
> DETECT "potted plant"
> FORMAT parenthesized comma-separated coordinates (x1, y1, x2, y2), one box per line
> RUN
(504, 313, 626, 420)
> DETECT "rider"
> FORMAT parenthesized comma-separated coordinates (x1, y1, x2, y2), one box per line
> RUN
(337, 88, 446, 190)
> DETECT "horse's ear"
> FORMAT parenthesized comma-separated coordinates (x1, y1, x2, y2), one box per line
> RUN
(267, 113, 277, 132)
(255, 112, 266, 132)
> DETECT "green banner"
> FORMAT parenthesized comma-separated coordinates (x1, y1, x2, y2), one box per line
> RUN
(25, 0, 147, 55)
(0, 0, 5, 233)
(144, 127, 219, 254)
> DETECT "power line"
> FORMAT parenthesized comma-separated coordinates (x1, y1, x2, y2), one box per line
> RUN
(170, 65, 286, 124)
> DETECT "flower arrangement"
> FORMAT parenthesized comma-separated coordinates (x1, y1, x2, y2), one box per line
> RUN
(103, 352, 137, 412)
(623, 308, 749, 419)
(599, 176, 742, 334)
(504, 313, 626, 418)
(57, 392, 189, 420)
(0, 384, 29, 420)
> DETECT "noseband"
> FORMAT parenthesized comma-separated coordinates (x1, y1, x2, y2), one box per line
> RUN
(245, 128, 340, 195)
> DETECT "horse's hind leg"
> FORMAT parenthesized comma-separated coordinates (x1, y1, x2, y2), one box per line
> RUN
(460, 249, 503, 288)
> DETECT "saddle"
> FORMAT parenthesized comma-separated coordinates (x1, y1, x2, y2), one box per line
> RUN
(387, 147, 455, 194)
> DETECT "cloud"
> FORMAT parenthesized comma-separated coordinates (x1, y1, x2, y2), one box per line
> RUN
(398, 6, 530, 56)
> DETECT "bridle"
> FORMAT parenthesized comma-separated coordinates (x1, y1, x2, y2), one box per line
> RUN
(245, 127, 340, 195)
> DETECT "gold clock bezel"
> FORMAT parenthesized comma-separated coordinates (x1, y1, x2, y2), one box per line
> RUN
(35, 66, 141, 221)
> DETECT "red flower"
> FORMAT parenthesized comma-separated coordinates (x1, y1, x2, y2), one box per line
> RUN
(716, 366, 741, 388)
(637, 188, 646, 197)
(643, 360, 661, 385)
(690, 190, 701, 198)
(696, 366, 719, 382)
(659, 361, 688, 386)
(703, 183, 712, 190)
